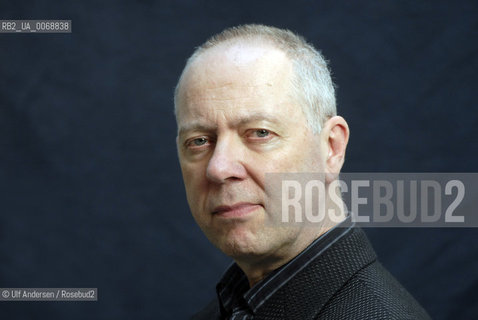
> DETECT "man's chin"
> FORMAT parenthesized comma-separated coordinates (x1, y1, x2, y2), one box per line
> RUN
(214, 232, 264, 259)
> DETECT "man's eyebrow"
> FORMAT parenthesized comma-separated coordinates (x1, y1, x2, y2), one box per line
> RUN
(178, 112, 283, 136)
(178, 122, 217, 136)
(236, 113, 282, 126)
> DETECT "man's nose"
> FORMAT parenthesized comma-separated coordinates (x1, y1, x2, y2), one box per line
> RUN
(206, 137, 247, 183)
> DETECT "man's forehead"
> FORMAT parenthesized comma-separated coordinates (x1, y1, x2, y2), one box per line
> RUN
(182, 44, 290, 88)
(177, 43, 293, 110)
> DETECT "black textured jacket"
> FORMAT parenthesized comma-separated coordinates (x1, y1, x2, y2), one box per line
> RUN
(191, 227, 431, 320)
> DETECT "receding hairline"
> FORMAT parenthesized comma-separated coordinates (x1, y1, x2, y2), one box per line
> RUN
(174, 24, 337, 134)
(176, 37, 293, 92)
(175, 39, 295, 116)
(189, 24, 312, 59)
(175, 25, 311, 99)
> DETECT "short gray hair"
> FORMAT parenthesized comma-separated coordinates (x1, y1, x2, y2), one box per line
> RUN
(174, 24, 336, 133)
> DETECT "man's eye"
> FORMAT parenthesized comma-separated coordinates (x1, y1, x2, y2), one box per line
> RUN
(190, 137, 208, 146)
(255, 129, 270, 138)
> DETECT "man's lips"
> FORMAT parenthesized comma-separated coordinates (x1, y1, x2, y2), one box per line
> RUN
(212, 203, 262, 218)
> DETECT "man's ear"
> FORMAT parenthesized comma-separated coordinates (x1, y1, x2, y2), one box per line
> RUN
(321, 116, 349, 182)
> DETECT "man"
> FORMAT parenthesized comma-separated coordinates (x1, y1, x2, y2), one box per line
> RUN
(175, 24, 430, 320)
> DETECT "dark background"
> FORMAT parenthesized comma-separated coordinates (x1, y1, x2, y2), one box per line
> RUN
(1, 1, 477, 319)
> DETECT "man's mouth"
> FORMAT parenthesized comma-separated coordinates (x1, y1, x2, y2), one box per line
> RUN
(212, 202, 262, 218)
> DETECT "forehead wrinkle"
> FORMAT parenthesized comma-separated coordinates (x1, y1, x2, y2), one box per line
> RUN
(183, 82, 275, 103)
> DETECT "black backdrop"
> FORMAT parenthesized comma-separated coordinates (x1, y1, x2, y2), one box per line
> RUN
(1, 1, 477, 319)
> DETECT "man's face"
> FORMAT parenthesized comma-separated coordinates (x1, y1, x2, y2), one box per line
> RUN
(176, 43, 327, 261)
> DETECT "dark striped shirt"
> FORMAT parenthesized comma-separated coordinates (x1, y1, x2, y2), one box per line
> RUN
(216, 217, 354, 320)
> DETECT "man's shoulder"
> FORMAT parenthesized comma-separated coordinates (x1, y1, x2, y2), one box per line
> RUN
(190, 298, 220, 320)
(317, 260, 431, 320)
